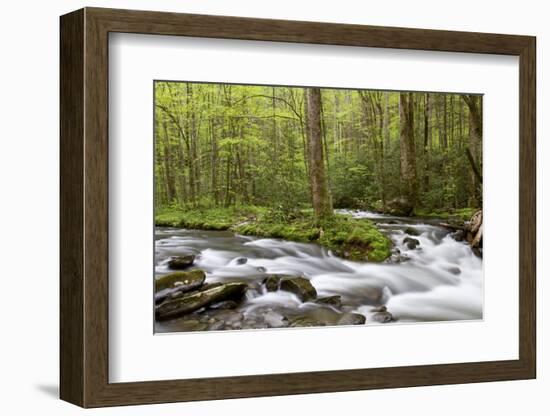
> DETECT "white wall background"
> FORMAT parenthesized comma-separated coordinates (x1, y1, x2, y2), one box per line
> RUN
(0, 0, 545, 414)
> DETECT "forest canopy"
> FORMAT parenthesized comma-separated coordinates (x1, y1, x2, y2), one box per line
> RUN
(154, 81, 482, 218)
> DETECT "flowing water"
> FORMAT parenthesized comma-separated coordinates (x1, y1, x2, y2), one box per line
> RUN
(154, 210, 482, 332)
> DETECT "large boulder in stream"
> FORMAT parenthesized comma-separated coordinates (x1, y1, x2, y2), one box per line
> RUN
(155, 269, 205, 292)
(387, 197, 414, 216)
(167, 255, 195, 270)
(156, 281, 248, 320)
(279, 277, 317, 302)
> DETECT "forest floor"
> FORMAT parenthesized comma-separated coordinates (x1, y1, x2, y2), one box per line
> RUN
(155, 206, 392, 262)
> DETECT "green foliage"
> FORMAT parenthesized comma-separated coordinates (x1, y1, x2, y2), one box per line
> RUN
(157, 206, 392, 262)
(415, 207, 478, 221)
(318, 215, 392, 262)
(155, 206, 266, 230)
(234, 209, 392, 262)
(155, 82, 482, 213)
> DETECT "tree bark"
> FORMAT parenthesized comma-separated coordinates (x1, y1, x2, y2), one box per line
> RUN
(304, 87, 332, 221)
(399, 92, 417, 208)
(161, 121, 177, 203)
(423, 93, 432, 193)
(463, 95, 482, 206)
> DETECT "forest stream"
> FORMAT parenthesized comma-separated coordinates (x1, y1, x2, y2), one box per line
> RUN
(154, 210, 482, 333)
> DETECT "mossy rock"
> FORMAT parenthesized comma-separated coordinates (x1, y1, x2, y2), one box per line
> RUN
(156, 281, 248, 320)
(288, 315, 326, 327)
(404, 227, 421, 236)
(315, 295, 342, 308)
(337, 313, 366, 326)
(386, 197, 414, 216)
(279, 277, 317, 302)
(371, 311, 393, 323)
(155, 269, 206, 292)
(263, 275, 282, 292)
(167, 255, 195, 270)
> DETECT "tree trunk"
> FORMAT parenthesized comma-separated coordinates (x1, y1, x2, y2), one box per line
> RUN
(161, 121, 177, 203)
(399, 92, 417, 208)
(304, 87, 332, 221)
(423, 93, 431, 193)
(463, 95, 482, 206)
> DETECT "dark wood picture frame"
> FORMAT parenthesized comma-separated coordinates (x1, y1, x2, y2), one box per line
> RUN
(60, 7, 536, 408)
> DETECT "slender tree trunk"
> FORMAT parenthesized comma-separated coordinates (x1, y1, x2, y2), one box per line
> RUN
(463, 95, 482, 206)
(423, 93, 431, 193)
(399, 92, 417, 208)
(210, 116, 218, 205)
(161, 121, 177, 203)
(304, 87, 332, 221)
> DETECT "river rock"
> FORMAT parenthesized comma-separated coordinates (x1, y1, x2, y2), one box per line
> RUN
(167, 255, 195, 270)
(154, 269, 205, 292)
(387, 197, 414, 216)
(337, 313, 366, 326)
(315, 295, 342, 308)
(233, 257, 248, 265)
(155, 281, 248, 320)
(288, 315, 326, 327)
(403, 237, 420, 250)
(446, 266, 461, 275)
(207, 309, 244, 325)
(207, 320, 225, 331)
(209, 300, 239, 310)
(404, 227, 421, 236)
(371, 311, 393, 323)
(173, 318, 209, 332)
(279, 277, 317, 302)
(451, 229, 465, 241)
(263, 275, 282, 292)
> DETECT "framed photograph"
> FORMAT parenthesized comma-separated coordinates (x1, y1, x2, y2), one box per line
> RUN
(60, 7, 536, 407)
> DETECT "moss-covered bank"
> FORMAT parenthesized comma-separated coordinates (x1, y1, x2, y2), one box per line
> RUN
(155, 206, 392, 262)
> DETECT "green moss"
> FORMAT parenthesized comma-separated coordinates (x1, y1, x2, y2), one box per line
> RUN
(318, 216, 392, 262)
(156, 206, 392, 263)
(155, 206, 266, 230)
(235, 211, 391, 263)
(415, 207, 479, 221)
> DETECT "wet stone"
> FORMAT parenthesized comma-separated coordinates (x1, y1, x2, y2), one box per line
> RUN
(155, 269, 205, 292)
(404, 227, 421, 236)
(315, 295, 342, 308)
(155, 281, 247, 320)
(288, 316, 326, 327)
(279, 277, 317, 302)
(207, 320, 225, 331)
(446, 266, 461, 275)
(177, 319, 209, 332)
(403, 237, 420, 250)
(167, 255, 195, 270)
(371, 311, 393, 323)
(263, 275, 282, 292)
(337, 313, 366, 326)
(209, 300, 239, 310)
